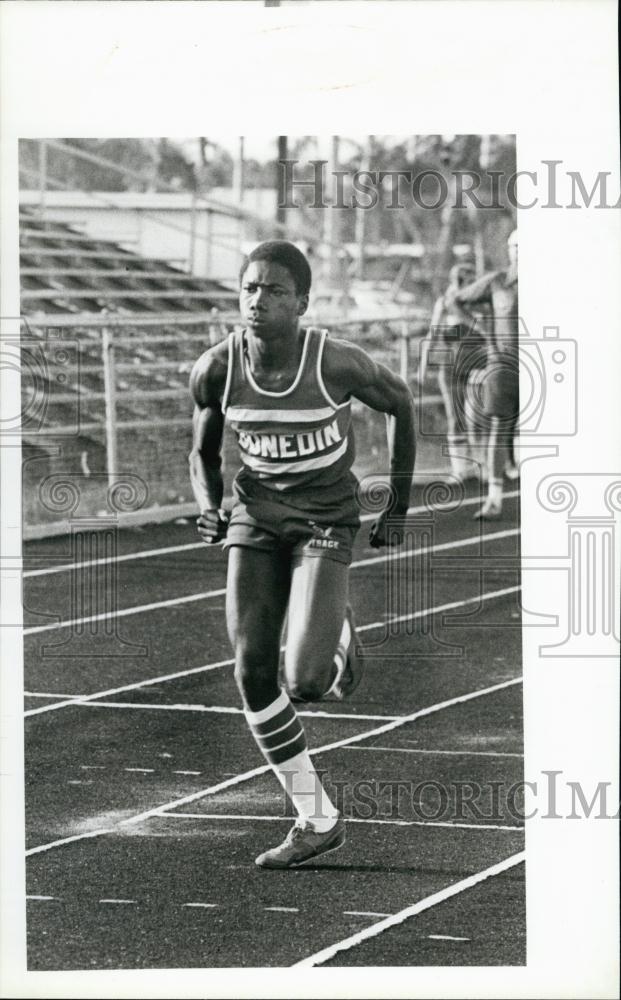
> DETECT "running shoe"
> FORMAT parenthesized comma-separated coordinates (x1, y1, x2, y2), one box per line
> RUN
(255, 816, 346, 869)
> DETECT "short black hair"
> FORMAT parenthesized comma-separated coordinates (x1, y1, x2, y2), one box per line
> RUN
(239, 240, 312, 296)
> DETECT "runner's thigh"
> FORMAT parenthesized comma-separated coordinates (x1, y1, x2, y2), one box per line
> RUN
(226, 546, 291, 659)
(283, 555, 349, 686)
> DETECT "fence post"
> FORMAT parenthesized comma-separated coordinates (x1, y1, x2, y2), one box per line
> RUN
(102, 326, 118, 490)
(188, 191, 197, 274)
(38, 139, 48, 213)
(205, 209, 213, 278)
(399, 321, 409, 382)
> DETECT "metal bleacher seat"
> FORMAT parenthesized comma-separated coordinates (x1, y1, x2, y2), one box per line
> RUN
(19, 208, 237, 315)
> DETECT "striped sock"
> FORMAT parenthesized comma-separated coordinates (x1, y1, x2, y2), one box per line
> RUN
(245, 690, 339, 832)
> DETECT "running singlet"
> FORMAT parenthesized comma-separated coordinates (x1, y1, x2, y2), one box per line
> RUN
(222, 327, 359, 517)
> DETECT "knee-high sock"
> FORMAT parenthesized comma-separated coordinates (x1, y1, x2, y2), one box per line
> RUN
(487, 476, 503, 505)
(244, 690, 339, 832)
(447, 433, 474, 480)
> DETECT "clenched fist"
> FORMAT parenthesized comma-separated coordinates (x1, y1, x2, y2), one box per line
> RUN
(197, 508, 230, 545)
(368, 508, 409, 548)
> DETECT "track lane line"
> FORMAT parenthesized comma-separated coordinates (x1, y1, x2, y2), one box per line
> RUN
(24, 583, 520, 717)
(23, 490, 520, 578)
(24, 691, 85, 699)
(292, 850, 526, 967)
(25, 675, 522, 856)
(26, 829, 112, 857)
(70, 702, 401, 721)
(161, 813, 524, 833)
(342, 746, 523, 758)
(23, 527, 518, 636)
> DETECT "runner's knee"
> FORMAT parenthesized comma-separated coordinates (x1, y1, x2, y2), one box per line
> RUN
(233, 639, 279, 705)
(287, 675, 327, 703)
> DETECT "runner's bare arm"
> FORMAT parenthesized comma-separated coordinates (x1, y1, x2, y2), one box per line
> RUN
(452, 271, 497, 306)
(418, 295, 445, 384)
(188, 342, 229, 543)
(324, 340, 416, 546)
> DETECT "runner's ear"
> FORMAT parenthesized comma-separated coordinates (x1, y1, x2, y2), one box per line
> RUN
(297, 293, 309, 316)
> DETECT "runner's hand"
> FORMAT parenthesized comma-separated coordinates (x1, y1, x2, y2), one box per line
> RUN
(197, 508, 229, 545)
(369, 508, 408, 548)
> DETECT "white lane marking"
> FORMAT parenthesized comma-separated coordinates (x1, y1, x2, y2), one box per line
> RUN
(124, 768, 154, 774)
(161, 813, 523, 833)
(184, 902, 218, 909)
(293, 851, 525, 967)
(99, 898, 137, 905)
(428, 934, 470, 942)
(67, 780, 92, 785)
(23, 658, 236, 718)
(71, 702, 400, 722)
(23, 527, 518, 636)
(23, 490, 520, 578)
(23, 588, 227, 636)
(24, 691, 85, 699)
(173, 770, 202, 776)
(26, 828, 112, 857)
(353, 527, 518, 570)
(25, 677, 522, 856)
(80, 765, 106, 770)
(24, 542, 210, 578)
(344, 911, 391, 918)
(265, 907, 299, 913)
(24, 583, 520, 718)
(356, 585, 520, 636)
(120, 677, 522, 830)
(342, 746, 523, 759)
(26, 895, 57, 901)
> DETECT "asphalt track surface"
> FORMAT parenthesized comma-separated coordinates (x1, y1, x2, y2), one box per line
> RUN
(23, 481, 524, 969)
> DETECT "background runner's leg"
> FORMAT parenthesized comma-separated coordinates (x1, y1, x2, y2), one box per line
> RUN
(226, 546, 339, 833)
(465, 369, 489, 479)
(284, 556, 349, 701)
(438, 365, 471, 481)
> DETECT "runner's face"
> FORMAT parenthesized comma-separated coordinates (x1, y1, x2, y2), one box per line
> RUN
(239, 261, 308, 337)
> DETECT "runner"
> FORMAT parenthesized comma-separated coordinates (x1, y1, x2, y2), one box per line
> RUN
(189, 240, 416, 868)
(418, 263, 488, 482)
(447, 229, 519, 519)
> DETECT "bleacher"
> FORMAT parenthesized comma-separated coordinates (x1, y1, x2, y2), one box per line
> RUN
(20, 207, 243, 523)
(20, 206, 237, 316)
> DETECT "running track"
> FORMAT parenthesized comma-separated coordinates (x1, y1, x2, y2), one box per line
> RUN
(23, 481, 524, 968)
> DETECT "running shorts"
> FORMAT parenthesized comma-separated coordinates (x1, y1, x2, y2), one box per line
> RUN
(223, 492, 360, 566)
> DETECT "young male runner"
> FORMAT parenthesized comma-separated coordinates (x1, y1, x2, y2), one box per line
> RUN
(446, 229, 519, 519)
(189, 240, 416, 868)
